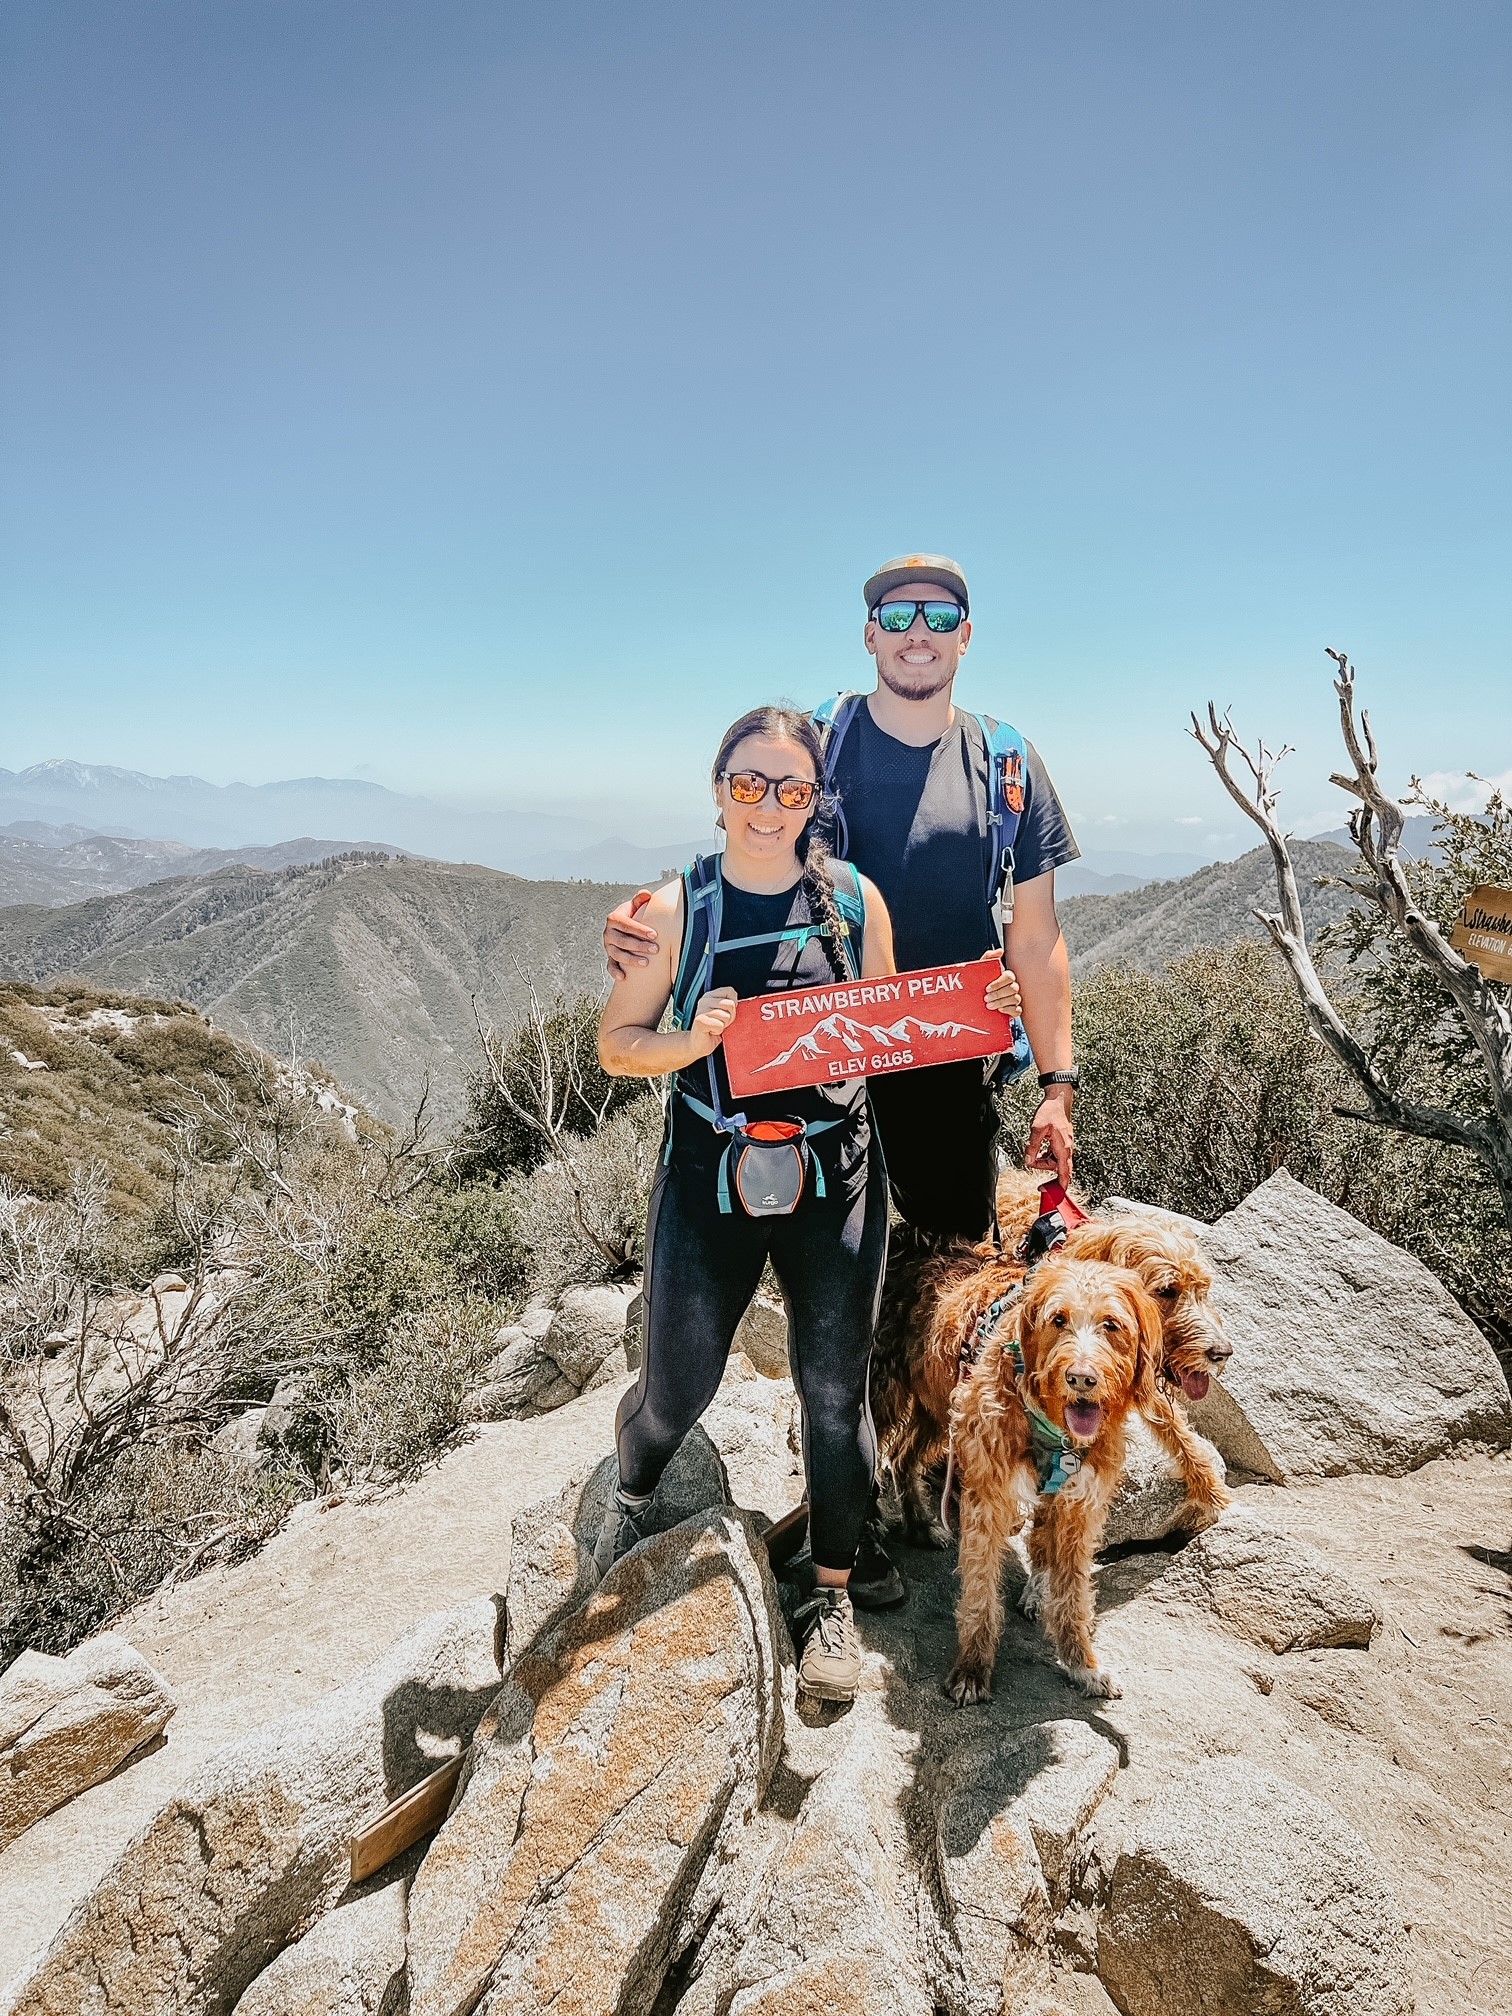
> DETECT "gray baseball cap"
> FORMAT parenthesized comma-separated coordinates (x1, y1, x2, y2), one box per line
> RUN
(863, 552, 970, 615)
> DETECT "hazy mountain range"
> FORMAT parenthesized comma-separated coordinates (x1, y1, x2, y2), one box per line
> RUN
(0, 759, 1227, 902)
(0, 824, 415, 907)
(1059, 838, 1360, 973)
(0, 761, 697, 885)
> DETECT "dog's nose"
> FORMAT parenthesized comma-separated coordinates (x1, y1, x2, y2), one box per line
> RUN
(1065, 1366, 1101, 1395)
(1206, 1335, 1233, 1366)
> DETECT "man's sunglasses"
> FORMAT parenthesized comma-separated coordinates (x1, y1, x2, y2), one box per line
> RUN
(719, 769, 818, 810)
(872, 598, 965, 634)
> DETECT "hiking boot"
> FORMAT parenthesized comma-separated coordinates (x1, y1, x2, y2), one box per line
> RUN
(848, 1514, 907, 1610)
(592, 1486, 655, 1579)
(795, 1586, 862, 1703)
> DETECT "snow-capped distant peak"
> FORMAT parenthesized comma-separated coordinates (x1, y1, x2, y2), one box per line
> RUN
(18, 760, 213, 793)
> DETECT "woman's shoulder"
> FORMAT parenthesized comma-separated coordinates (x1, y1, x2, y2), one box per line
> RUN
(832, 862, 886, 918)
(640, 876, 686, 926)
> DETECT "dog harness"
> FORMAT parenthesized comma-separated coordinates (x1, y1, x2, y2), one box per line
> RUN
(938, 1186, 1091, 1525)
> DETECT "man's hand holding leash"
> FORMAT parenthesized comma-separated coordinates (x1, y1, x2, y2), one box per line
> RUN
(1028, 1081, 1076, 1189)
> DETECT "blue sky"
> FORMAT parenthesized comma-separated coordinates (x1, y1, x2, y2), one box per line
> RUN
(2, 0, 1508, 857)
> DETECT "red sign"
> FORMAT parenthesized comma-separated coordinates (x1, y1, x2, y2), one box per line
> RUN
(722, 959, 1016, 1098)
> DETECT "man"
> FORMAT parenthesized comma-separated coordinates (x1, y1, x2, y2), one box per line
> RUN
(606, 553, 1080, 1228)
(604, 553, 1080, 1605)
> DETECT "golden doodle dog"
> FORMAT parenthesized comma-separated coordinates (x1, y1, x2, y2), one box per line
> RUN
(873, 1171, 1232, 1550)
(945, 1253, 1161, 1701)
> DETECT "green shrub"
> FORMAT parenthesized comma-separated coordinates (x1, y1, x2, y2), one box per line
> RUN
(323, 1297, 501, 1482)
(0, 1437, 298, 1659)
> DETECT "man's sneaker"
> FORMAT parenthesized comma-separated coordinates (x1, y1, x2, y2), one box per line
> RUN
(592, 1487, 655, 1579)
(848, 1514, 907, 1609)
(794, 1586, 862, 1703)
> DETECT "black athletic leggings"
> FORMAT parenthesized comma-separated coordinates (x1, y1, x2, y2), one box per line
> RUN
(615, 1108, 887, 1572)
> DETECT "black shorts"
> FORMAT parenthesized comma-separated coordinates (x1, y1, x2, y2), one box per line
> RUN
(867, 1060, 999, 1243)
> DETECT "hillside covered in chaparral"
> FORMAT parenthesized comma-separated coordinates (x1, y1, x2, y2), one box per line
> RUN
(0, 854, 633, 1129)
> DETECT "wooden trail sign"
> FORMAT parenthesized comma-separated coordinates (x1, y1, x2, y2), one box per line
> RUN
(1450, 884, 1512, 986)
(722, 959, 1016, 1098)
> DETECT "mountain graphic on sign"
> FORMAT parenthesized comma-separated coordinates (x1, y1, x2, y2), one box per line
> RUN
(753, 1011, 991, 1074)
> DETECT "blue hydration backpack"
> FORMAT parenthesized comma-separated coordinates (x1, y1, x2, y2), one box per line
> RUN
(811, 691, 1034, 1084)
(668, 852, 867, 1210)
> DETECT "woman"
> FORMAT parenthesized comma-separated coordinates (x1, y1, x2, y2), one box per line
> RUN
(598, 705, 1022, 1701)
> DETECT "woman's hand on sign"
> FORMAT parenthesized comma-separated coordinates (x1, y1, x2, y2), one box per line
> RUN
(688, 987, 739, 1059)
(980, 953, 1023, 1019)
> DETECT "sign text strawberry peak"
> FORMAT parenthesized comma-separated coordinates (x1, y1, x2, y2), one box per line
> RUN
(721, 960, 1017, 1098)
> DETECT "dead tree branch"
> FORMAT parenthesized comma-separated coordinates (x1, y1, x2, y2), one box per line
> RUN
(1190, 656, 1512, 1211)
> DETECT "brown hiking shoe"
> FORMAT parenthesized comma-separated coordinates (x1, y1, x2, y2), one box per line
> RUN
(795, 1587, 862, 1702)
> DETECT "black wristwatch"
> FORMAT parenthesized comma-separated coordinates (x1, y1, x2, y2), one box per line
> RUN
(1037, 1069, 1080, 1090)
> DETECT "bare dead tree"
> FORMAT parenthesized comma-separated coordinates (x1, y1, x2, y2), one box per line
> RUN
(470, 985, 640, 1272)
(1191, 650, 1512, 1233)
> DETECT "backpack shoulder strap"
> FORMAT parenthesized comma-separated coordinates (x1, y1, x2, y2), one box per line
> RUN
(670, 854, 723, 1031)
(812, 691, 866, 779)
(830, 860, 865, 980)
(973, 712, 1028, 908)
(812, 692, 866, 861)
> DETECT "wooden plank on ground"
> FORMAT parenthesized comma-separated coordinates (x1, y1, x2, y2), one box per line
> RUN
(762, 1500, 809, 1569)
(349, 1754, 464, 1884)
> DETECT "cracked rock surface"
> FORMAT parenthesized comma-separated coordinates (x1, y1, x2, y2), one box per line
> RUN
(3, 1275, 1509, 2016)
(406, 1509, 784, 2016)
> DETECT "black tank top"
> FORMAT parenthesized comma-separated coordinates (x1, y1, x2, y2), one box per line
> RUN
(674, 873, 866, 1128)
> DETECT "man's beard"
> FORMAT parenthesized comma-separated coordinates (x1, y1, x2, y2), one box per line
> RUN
(876, 658, 956, 702)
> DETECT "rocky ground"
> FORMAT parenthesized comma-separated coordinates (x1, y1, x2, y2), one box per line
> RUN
(0, 1173, 1508, 2015)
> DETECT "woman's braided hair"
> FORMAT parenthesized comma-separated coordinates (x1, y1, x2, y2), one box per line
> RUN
(711, 705, 852, 984)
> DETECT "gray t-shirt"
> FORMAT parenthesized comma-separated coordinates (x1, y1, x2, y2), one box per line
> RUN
(827, 702, 1079, 971)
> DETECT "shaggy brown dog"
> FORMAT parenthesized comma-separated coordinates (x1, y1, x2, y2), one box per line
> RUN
(872, 1173, 1232, 1546)
(946, 1254, 1162, 1702)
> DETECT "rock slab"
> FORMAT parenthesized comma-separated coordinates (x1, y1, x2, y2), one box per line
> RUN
(0, 1636, 177, 1852)
(733, 1290, 791, 1378)
(935, 1719, 1121, 2016)
(465, 1285, 637, 1421)
(1098, 1756, 1413, 2016)
(0, 1599, 501, 2016)
(680, 1717, 935, 2016)
(1102, 1416, 1227, 1550)
(233, 1881, 407, 2015)
(1188, 1171, 1511, 1480)
(1159, 1510, 1381, 1653)
(500, 1423, 729, 1668)
(406, 1510, 784, 2016)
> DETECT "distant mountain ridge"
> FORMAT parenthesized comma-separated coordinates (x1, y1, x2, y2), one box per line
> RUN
(0, 835, 1374, 1135)
(1, 757, 1228, 894)
(0, 853, 628, 1128)
(1058, 838, 1360, 973)
(0, 760, 697, 883)
(0, 826, 413, 908)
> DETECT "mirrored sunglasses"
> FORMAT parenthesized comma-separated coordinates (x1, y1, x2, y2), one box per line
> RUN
(874, 598, 965, 634)
(720, 770, 818, 810)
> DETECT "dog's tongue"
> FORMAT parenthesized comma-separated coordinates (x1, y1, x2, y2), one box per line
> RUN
(1179, 1369, 1211, 1402)
(1065, 1400, 1102, 1440)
